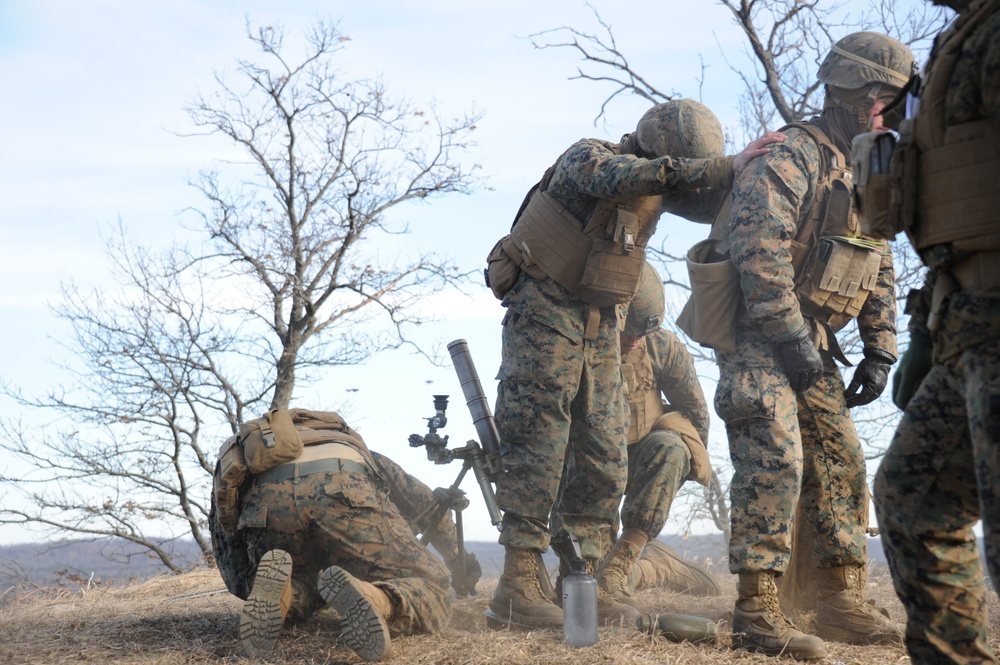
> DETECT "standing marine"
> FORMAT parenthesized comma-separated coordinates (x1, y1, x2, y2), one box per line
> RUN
(715, 32, 915, 659)
(871, 0, 1000, 663)
(484, 99, 783, 629)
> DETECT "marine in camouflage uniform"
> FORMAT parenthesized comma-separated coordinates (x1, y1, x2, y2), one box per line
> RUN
(872, 1, 1000, 662)
(591, 262, 719, 602)
(717, 33, 915, 659)
(489, 100, 781, 629)
(215, 412, 454, 662)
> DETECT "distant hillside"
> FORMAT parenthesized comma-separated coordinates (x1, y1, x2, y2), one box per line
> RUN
(1, 532, 902, 596)
(0, 537, 204, 592)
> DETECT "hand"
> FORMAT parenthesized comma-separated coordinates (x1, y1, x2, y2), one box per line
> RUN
(733, 130, 787, 172)
(892, 331, 933, 410)
(845, 349, 895, 408)
(447, 551, 482, 597)
(776, 325, 824, 392)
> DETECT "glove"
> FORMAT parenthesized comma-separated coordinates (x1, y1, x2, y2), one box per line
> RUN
(447, 551, 482, 597)
(776, 325, 824, 392)
(892, 330, 933, 410)
(845, 348, 896, 408)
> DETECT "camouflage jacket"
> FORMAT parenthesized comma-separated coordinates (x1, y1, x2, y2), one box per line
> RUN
(503, 138, 736, 335)
(626, 328, 710, 445)
(728, 123, 897, 356)
(370, 451, 461, 562)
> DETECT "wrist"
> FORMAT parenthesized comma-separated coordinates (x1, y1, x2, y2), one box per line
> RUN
(864, 347, 897, 365)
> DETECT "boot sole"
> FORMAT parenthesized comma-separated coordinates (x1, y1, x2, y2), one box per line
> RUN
(239, 549, 293, 657)
(484, 607, 563, 630)
(318, 566, 391, 662)
(732, 636, 829, 661)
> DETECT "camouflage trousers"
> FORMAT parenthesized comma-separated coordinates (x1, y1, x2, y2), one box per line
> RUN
(621, 429, 691, 538)
(238, 469, 452, 635)
(873, 338, 1000, 665)
(716, 349, 868, 573)
(494, 309, 628, 560)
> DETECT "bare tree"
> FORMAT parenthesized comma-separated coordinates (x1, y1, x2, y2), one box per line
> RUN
(0, 19, 483, 567)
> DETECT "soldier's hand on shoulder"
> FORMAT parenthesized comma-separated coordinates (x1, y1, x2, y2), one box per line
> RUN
(733, 130, 787, 172)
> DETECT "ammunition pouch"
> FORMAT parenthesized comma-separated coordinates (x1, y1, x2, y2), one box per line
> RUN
(677, 238, 740, 355)
(485, 236, 522, 300)
(851, 131, 899, 240)
(796, 237, 882, 320)
(213, 434, 250, 534)
(242, 408, 303, 474)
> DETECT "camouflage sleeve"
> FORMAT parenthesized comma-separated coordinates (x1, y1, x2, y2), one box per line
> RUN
(728, 136, 814, 341)
(856, 242, 898, 358)
(547, 139, 735, 201)
(646, 329, 710, 445)
(369, 451, 461, 561)
(659, 187, 730, 224)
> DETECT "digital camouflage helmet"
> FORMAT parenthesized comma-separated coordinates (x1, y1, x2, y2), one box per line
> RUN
(818, 31, 916, 130)
(636, 98, 725, 159)
(624, 262, 666, 338)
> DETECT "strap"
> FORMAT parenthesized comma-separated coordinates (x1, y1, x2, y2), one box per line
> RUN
(255, 457, 370, 485)
(584, 305, 601, 341)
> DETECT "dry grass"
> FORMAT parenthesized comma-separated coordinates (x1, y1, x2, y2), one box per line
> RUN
(1, 565, 998, 665)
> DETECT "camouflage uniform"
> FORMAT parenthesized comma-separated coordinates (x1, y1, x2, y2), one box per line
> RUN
(873, 1, 1000, 662)
(495, 140, 735, 560)
(237, 451, 452, 636)
(719, 123, 897, 576)
(620, 329, 709, 539)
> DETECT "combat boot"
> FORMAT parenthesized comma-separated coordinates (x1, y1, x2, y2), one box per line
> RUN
(240, 549, 294, 657)
(588, 557, 640, 625)
(487, 547, 564, 629)
(628, 540, 721, 596)
(732, 571, 828, 660)
(318, 566, 393, 662)
(813, 564, 903, 645)
(595, 528, 645, 607)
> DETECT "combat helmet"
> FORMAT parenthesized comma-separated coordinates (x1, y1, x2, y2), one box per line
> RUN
(624, 262, 665, 338)
(636, 99, 725, 160)
(818, 32, 915, 129)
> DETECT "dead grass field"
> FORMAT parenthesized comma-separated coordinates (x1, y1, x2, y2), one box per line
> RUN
(1, 565, 998, 665)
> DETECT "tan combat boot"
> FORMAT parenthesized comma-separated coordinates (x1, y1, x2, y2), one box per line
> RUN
(318, 566, 393, 662)
(813, 564, 903, 645)
(732, 571, 828, 660)
(628, 540, 721, 596)
(240, 549, 294, 657)
(588, 557, 640, 625)
(596, 528, 646, 606)
(488, 547, 564, 629)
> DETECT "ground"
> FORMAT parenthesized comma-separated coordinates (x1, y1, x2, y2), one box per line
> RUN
(3, 563, 998, 664)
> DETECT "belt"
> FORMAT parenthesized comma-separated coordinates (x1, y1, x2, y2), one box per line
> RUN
(255, 457, 370, 485)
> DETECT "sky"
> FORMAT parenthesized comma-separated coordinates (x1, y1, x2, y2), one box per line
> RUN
(0, 1, 939, 549)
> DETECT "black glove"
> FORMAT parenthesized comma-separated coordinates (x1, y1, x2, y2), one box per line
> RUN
(447, 551, 482, 597)
(776, 325, 824, 392)
(845, 348, 896, 408)
(892, 330, 933, 410)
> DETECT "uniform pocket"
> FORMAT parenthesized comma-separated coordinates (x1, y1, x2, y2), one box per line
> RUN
(714, 367, 778, 424)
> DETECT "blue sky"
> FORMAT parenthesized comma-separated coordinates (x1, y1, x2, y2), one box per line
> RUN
(0, 1, 936, 547)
